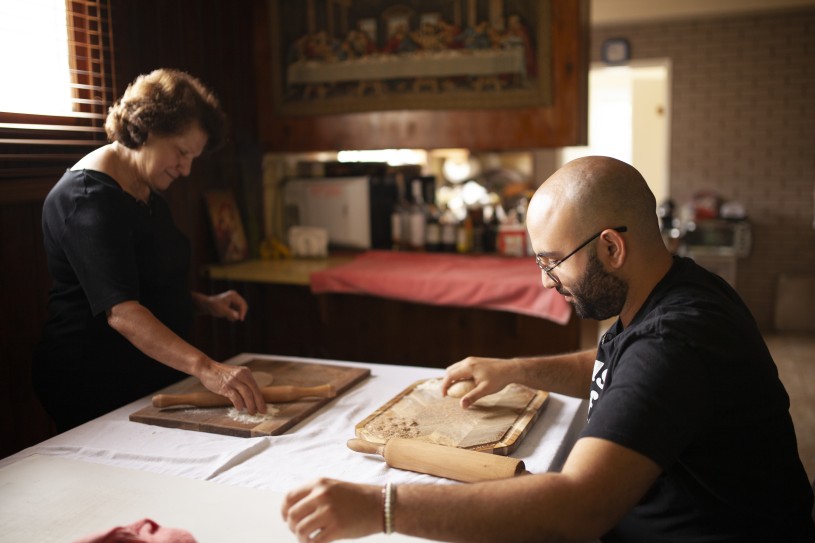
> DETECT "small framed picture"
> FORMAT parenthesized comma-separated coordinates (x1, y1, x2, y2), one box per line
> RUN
(204, 190, 249, 263)
(601, 37, 630, 64)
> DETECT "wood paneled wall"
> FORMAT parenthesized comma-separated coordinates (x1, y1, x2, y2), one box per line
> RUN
(0, 0, 263, 458)
(0, 194, 54, 456)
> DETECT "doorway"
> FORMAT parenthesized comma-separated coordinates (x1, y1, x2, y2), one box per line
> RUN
(560, 59, 672, 206)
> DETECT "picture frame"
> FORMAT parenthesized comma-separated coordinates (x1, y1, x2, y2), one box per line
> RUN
(254, 0, 588, 151)
(204, 190, 249, 264)
(269, 0, 552, 117)
(601, 37, 630, 64)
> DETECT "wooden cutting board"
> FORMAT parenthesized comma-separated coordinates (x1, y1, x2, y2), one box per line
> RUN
(355, 378, 548, 455)
(130, 358, 369, 437)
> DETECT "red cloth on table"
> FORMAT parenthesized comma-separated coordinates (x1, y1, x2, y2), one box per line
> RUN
(310, 251, 572, 325)
(72, 518, 197, 543)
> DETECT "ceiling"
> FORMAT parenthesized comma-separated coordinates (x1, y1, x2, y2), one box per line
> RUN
(591, 0, 815, 25)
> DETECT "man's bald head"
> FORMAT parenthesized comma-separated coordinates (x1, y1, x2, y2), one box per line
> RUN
(527, 156, 674, 324)
(528, 156, 659, 245)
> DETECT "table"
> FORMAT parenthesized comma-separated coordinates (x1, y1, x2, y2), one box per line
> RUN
(0, 353, 587, 542)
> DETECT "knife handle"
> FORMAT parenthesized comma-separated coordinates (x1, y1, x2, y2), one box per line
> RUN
(152, 384, 335, 408)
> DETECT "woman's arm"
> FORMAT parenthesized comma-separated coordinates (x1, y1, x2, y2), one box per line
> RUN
(106, 300, 264, 413)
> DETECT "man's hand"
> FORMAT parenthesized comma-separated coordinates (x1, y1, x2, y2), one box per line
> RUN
(442, 356, 520, 408)
(282, 478, 382, 543)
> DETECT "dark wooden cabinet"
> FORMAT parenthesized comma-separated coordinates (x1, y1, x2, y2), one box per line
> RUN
(202, 279, 585, 369)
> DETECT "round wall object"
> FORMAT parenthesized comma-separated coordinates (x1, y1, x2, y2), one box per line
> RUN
(601, 38, 630, 64)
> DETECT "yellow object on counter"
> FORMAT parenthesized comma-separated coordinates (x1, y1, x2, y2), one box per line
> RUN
(204, 256, 354, 286)
(259, 237, 292, 260)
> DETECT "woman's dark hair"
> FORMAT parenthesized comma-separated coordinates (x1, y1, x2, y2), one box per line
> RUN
(105, 68, 227, 152)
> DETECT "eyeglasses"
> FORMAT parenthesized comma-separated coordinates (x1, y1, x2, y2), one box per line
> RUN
(535, 226, 628, 285)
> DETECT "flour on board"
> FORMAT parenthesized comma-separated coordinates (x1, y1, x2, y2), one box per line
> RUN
(227, 405, 280, 424)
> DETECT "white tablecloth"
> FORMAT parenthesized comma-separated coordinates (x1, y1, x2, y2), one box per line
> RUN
(0, 354, 588, 541)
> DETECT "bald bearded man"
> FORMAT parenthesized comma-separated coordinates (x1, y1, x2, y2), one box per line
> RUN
(282, 157, 815, 543)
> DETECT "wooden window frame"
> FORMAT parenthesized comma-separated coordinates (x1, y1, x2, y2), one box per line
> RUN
(0, 0, 116, 191)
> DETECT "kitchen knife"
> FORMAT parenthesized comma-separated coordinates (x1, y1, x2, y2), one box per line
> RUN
(152, 384, 335, 408)
(347, 437, 527, 482)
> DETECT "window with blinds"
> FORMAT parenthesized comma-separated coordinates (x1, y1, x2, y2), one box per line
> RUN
(0, 0, 116, 181)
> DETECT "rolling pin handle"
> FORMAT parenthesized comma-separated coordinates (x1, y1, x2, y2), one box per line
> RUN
(347, 438, 385, 456)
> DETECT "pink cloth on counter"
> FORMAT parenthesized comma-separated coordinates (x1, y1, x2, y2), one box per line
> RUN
(310, 250, 572, 324)
(72, 518, 197, 543)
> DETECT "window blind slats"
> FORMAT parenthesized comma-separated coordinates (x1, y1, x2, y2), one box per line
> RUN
(0, 123, 102, 133)
(0, 0, 115, 180)
(0, 139, 101, 146)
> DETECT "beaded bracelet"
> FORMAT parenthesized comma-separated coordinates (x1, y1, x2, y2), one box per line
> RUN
(382, 482, 396, 535)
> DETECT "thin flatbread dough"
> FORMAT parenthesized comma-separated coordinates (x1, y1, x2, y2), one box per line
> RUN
(447, 379, 475, 398)
(252, 371, 274, 387)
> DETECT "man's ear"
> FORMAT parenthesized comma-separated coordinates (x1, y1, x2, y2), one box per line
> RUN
(599, 228, 626, 270)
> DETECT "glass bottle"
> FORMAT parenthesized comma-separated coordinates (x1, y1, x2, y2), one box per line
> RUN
(390, 173, 409, 250)
(424, 202, 442, 252)
(440, 208, 458, 253)
(456, 213, 473, 253)
(408, 178, 427, 251)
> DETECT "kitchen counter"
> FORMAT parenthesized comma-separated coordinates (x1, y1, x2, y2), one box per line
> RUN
(0, 353, 588, 542)
(309, 251, 572, 323)
(206, 251, 572, 324)
(201, 252, 586, 369)
(204, 255, 354, 286)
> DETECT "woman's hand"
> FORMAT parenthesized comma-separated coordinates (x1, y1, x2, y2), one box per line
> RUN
(441, 356, 520, 409)
(282, 479, 382, 543)
(197, 361, 265, 415)
(193, 290, 248, 322)
(107, 300, 263, 413)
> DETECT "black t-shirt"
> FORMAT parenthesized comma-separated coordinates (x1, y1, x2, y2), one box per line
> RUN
(581, 256, 815, 542)
(36, 169, 191, 424)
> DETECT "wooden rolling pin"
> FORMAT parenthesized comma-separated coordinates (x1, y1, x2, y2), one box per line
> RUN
(152, 384, 335, 408)
(347, 437, 526, 483)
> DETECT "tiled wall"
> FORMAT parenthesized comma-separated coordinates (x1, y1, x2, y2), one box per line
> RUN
(592, 8, 815, 330)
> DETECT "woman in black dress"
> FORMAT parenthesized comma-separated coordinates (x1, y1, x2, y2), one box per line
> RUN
(34, 68, 265, 432)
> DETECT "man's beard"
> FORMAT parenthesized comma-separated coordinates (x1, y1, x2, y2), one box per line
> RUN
(559, 250, 627, 321)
